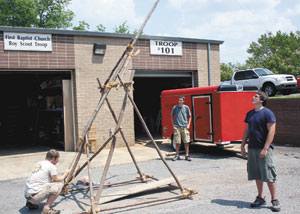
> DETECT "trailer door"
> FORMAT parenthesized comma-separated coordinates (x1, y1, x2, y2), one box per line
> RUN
(192, 95, 212, 142)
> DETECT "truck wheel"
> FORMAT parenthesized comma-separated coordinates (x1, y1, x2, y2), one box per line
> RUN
(170, 134, 184, 151)
(263, 83, 276, 96)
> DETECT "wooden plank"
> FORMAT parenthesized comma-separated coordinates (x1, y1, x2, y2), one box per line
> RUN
(99, 177, 184, 204)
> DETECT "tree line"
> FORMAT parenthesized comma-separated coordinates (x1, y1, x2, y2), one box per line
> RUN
(0, 0, 137, 34)
(1, 1, 299, 78)
(221, 31, 300, 80)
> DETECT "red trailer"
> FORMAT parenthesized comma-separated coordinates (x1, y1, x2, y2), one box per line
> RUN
(161, 85, 257, 149)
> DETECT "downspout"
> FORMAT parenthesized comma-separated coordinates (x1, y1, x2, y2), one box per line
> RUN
(192, 71, 195, 87)
(207, 43, 211, 86)
(71, 70, 77, 151)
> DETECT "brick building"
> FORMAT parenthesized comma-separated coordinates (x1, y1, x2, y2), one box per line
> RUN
(0, 26, 223, 152)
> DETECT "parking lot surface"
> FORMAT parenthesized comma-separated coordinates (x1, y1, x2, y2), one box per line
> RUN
(0, 142, 299, 214)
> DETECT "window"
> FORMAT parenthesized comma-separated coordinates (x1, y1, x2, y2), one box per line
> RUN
(234, 72, 245, 81)
(244, 70, 258, 79)
(255, 68, 273, 76)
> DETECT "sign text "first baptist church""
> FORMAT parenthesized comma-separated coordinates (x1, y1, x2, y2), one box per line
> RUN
(4, 32, 52, 51)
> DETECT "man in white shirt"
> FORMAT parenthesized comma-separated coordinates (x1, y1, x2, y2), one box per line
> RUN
(25, 149, 70, 214)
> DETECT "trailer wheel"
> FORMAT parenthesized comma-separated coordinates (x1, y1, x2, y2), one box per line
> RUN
(170, 134, 184, 151)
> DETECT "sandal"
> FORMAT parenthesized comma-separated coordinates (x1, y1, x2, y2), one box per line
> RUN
(26, 201, 38, 210)
(42, 208, 61, 214)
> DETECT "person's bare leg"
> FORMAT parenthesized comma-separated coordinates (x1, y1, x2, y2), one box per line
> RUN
(175, 143, 180, 155)
(267, 182, 277, 200)
(184, 143, 189, 156)
(255, 179, 264, 198)
(42, 192, 60, 212)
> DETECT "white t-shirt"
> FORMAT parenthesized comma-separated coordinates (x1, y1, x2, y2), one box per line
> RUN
(25, 160, 57, 196)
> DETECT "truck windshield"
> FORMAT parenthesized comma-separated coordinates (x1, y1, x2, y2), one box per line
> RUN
(255, 68, 274, 76)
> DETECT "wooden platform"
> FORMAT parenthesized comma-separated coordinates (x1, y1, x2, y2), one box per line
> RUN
(99, 177, 184, 204)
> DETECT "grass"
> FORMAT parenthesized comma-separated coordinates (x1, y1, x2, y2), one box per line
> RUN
(270, 94, 300, 99)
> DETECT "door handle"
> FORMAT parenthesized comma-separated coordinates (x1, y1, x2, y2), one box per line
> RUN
(195, 116, 201, 119)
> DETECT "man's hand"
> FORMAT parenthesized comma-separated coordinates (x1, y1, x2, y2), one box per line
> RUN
(63, 169, 70, 179)
(65, 169, 70, 175)
(241, 146, 247, 158)
(259, 148, 268, 159)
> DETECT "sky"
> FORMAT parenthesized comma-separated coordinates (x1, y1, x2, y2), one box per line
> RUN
(68, 0, 300, 64)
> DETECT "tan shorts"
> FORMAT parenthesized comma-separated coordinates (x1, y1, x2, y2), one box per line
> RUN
(28, 183, 63, 204)
(173, 127, 190, 144)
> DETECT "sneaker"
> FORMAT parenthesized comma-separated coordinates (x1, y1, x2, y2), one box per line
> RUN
(172, 155, 180, 161)
(250, 196, 266, 207)
(185, 155, 191, 161)
(271, 199, 281, 212)
(26, 201, 38, 210)
(42, 208, 61, 214)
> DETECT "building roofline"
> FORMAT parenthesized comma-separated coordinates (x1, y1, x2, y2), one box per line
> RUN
(0, 26, 224, 45)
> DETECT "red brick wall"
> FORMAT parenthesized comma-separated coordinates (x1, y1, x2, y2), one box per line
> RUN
(0, 32, 75, 69)
(132, 40, 197, 70)
(268, 98, 300, 146)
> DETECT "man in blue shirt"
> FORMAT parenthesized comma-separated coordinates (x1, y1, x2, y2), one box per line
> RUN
(241, 91, 280, 212)
(171, 96, 192, 161)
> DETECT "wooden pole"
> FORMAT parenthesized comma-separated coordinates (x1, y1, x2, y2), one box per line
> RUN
(93, 89, 130, 206)
(85, 136, 96, 214)
(65, 0, 161, 185)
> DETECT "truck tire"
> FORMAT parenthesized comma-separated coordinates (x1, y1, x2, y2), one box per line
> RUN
(263, 83, 276, 96)
(170, 134, 184, 151)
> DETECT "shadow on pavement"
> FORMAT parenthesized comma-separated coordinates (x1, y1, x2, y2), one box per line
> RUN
(211, 199, 270, 211)
(138, 137, 244, 160)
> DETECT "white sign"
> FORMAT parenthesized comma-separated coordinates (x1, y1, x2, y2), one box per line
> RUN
(150, 40, 182, 56)
(4, 32, 52, 51)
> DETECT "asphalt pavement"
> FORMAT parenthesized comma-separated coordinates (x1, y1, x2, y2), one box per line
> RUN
(0, 141, 299, 214)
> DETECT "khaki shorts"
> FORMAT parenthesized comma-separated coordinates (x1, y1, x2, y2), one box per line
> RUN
(173, 127, 190, 144)
(247, 148, 277, 182)
(28, 183, 63, 204)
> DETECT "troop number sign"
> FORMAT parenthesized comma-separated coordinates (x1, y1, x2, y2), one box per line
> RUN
(150, 40, 182, 56)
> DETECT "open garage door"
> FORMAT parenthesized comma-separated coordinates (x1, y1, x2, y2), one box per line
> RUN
(0, 71, 73, 154)
(133, 70, 194, 139)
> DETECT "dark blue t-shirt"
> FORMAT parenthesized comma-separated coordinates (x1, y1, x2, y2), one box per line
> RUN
(244, 107, 276, 149)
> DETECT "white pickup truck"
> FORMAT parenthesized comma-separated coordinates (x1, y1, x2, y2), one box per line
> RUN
(222, 68, 297, 96)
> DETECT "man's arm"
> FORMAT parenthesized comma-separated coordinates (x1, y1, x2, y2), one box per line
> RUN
(241, 124, 249, 158)
(51, 169, 70, 182)
(171, 106, 175, 128)
(259, 122, 276, 158)
(187, 115, 191, 129)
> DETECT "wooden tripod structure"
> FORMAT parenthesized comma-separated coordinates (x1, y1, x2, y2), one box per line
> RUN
(63, 1, 197, 213)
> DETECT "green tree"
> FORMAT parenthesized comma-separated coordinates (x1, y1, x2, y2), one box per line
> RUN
(0, 0, 74, 29)
(0, 0, 37, 27)
(113, 21, 130, 34)
(132, 28, 143, 35)
(220, 62, 248, 81)
(247, 31, 300, 76)
(96, 24, 106, 32)
(35, 0, 74, 29)
(73, 20, 89, 31)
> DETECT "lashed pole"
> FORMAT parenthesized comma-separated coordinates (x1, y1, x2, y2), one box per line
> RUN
(65, 0, 161, 187)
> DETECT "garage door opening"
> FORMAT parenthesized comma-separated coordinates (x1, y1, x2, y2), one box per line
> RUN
(133, 71, 193, 140)
(0, 71, 71, 154)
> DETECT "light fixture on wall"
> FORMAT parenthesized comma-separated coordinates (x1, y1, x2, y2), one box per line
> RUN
(93, 43, 106, 55)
